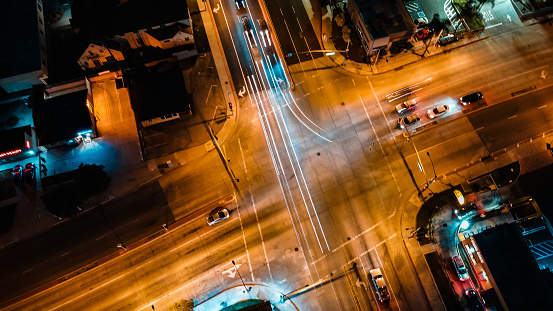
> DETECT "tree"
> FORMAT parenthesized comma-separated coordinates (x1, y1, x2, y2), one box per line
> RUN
(453, 0, 480, 34)
(475, 0, 495, 11)
(428, 14, 451, 34)
(335, 13, 345, 27)
(167, 299, 194, 311)
(342, 25, 351, 43)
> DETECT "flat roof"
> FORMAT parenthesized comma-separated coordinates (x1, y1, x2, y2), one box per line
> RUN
(33, 89, 91, 145)
(474, 223, 553, 310)
(127, 61, 190, 122)
(71, 0, 189, 40)
(0, 126, 32, 153)
(0, 0, 41, 79)
(353, 0, 409, 39)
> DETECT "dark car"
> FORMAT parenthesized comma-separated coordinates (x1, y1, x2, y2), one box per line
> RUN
(415, 28, 432, 41)
(465, 289, 485, 311)
(241, 16, 256, 46)
(13, 165, 23, 183)
(438, 34, 459, 46)
(460, 92, 483, 106)
(455, 202, 478, 220)
(398, 114, 421, 129)
(24, 163, 36, 181)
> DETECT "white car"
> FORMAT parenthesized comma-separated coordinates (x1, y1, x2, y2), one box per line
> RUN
(206, 208, 230, 226)
(369, 268, 390, 302)
(427, 105, 449, 119)
(395, 99, 417, 114)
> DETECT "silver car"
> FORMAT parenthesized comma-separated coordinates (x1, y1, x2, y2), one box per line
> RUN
(395, 99, 417, 114)
(207, 208, 230, 226)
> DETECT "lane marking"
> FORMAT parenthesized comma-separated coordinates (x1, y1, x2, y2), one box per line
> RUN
(508, 115, 517, 119)
(538, 105, 547, 109)
(475, 127, 485, 131)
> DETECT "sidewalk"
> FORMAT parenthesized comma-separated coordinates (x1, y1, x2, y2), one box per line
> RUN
(401, 131, 553, 310)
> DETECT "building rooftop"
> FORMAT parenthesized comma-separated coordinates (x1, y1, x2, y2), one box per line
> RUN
(474, 223, 553, 310)
(0, 0, 41, 79)
(145, 22, 190, 41)
(33, 89, 91, 146)
(71, 0, 189, 42)
(353, 0, 410, 39)
(127, 61, 191, 122)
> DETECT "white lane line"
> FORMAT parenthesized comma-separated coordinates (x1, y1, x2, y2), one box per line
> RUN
(235, 190, 254, 282)
(538, 105, 547, 109)
(508, 115, 517, 119)
(238, 137, 274, 283)
(475, 127, 485, 131)
(486, 23, 503, 29)
(60, 251, 71, 258)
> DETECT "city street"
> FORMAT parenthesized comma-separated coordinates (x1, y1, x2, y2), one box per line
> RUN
(3, 1, 553, 311)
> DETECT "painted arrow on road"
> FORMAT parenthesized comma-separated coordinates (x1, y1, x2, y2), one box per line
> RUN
(356, 278, 367, 291)
(213, 4, 220, 13)
(238, 86, 246, 97)
(541, 70, 547, 79)
(222, 263, 241, 278)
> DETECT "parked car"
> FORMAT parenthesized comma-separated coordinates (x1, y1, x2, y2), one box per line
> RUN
(438, 34, 459, 46)
(24, 163, 36, 181)
(452, 255, 470, 281)
(465, 289, 485, 311)
(427, 105, 449, 119)
(369, 268, 390, 302)
(414, 17, 428, 27)
(455, 202, 478, 220)
(398, 114, 421, 128)
(207, 208, 230, 226)
(460, 91, 483, 106)
(12, 165, 23, 184)
(395, 99, 417, 114)
(415, 28, 432, 41)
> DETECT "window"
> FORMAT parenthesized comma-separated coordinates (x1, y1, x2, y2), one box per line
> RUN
(185, 37, 190, 41)
(38, 3, 42, 11)
(39, 18, 43, 25)
(88, 51, 94, 56)
(164, 39, 171, 43)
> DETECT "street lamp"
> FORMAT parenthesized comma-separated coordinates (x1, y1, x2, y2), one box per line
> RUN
(232, 260, 252, 299)
(427, 152, 437, 179)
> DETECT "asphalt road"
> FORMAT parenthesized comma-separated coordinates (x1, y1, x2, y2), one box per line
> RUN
(467, 84, 553, 152)
(0, 181, 170, 304)
(5, 3, 553, 311)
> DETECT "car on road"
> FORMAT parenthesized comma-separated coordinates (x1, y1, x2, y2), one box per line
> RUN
(465, 289, 485, 311)
(207, 208, 230, 226)
(24, 163, 36, 181)
(427, 105, 449, 119)
(12, 165, 23, 184)
(241, 16, 256, 46)
(257, 19, 271, 47)
(398, 114, 421, 128)
(455, 202, 478, 220)
(395, 99, 417, 114)
(438, 34, 459, 46)
(235, 0, 245, 9)
(460, 91, 483, 106)
(452, 255, 470, 281)
(415, 28, 432, 41)
(369, 268, 390, 302)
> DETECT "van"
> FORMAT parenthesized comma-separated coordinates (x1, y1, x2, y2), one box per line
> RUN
(452, 255, 469, 281)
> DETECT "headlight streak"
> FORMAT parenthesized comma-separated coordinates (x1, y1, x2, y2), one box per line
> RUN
(246, 74, 319, 283)
(257, 58, 331, 255)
